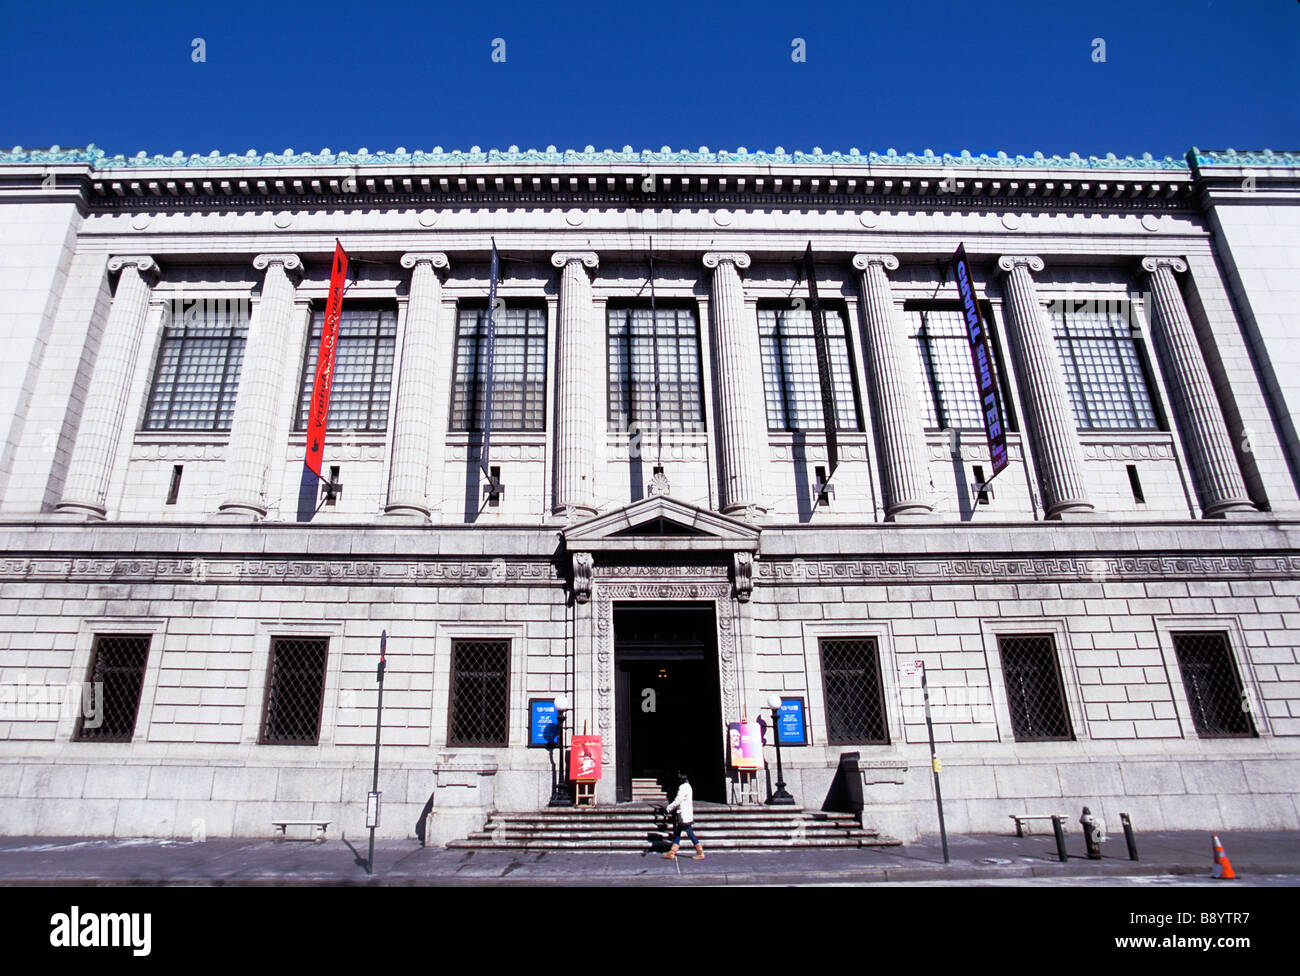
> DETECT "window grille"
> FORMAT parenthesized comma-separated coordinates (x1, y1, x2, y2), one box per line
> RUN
(907, 305, 1011, 430)
(759, 307, 861, 431)
(820, 637, 888, 744)
(143, 304, 247, 431)
(1049, 302, 1159, 430)
(260, 637, 329, 745)
(295, 307, 397, 431)
(997, 634, 1073, 741)
(607, 306, 705, 433)
(75, 635, 151, 742)
(1172, 632, 1256, 737)
(450, 306, 547, 431)
(448, 639, 511, 746)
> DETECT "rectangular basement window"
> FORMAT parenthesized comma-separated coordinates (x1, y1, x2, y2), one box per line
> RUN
(996, 634, 1074, 741)
(1171, 632, 1256, 738)
(75, 634, 152, 742)
(259, 637, 329, 745)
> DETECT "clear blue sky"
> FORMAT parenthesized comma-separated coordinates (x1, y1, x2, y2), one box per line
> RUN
(1, 0, 1295, 159)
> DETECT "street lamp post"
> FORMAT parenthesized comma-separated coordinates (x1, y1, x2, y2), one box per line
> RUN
(365, 630, 387, 875)
(548, 694, 573, 807)
(766, 693, 796, 805)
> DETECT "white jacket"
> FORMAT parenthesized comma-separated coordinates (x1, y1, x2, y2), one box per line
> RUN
(666, 781, 694, 825)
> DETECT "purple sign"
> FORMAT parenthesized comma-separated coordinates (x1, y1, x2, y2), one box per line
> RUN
(952, 244, 1008, 476)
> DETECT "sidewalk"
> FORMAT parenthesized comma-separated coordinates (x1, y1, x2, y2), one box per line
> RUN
(1, 830, 1297, 885)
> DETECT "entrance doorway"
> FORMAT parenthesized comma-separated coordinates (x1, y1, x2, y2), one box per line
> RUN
(614, 602, 725, 803)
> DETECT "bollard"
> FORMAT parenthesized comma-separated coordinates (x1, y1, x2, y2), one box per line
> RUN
(1120, 812, 1139, 861)
(1051, 815, 1068, 862)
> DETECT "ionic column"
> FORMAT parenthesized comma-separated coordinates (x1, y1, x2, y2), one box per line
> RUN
(997, 255, 1093, 518)
(1142, 257, 1254, 517)
(217, 254, 303, 520)
(551, 251, 600, 518)
(853, 253, 932, 520)
(56, 256, 160, 519)
(385, 252, 450, 520)
(703, 252, 767, 517)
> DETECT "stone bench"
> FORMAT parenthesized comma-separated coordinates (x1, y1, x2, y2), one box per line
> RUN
(272, 820, 330, 844)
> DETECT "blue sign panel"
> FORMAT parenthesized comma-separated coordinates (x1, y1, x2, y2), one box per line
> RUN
(529, 699, 559, 748)
(776, 697, 807, 746)
(952, 244, 1008, 477)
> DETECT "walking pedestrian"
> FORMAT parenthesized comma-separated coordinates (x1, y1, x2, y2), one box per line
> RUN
(663, 771, 704, 860)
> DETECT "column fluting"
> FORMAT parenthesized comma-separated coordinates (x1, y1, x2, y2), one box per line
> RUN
(997, 255, 1093, 518)
(385, 252, 450, 520)
(56, 256, 160, 519)
(1142, 256, 1254, 517)
(853, 253, 933, 519)
(218, 253, 303, 519)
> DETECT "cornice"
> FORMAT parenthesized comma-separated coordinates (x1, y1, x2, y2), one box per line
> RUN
(7, 145, 1296, 215)
(2, 143, 1203, 171)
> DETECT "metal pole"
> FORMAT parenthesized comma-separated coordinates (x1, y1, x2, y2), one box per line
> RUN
(1051, 815, 1068, 862)
(367, 630, 387, 875)
(920, 663, 949, 864)
(767, 705, 795, 805)
(1121, 812, 1139, 861)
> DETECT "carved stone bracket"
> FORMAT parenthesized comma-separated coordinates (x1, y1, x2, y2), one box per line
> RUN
(733, 551, 754, 602)
(571, 551, 594, 604)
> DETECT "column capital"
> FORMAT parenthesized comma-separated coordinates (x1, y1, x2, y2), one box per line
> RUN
(551, 251, 599, 271)
(252, 253, 304, 273)
(702, 251, 751, 270)
(1141, 256, 1188, 275)
(401, 251, 450, 271)
(852, 253, 899, 272)
(106, 255, 159, 277)
(997, 254, 1045, 274)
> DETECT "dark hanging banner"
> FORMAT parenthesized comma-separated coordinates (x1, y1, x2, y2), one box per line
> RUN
(305, 240, 348, 479)
(952, 244, 1008, 476)
(802, 243, 839, 476)
(479, 240, 500, 482)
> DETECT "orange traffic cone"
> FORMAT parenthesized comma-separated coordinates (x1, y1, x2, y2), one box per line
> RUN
(1211, 834, 1236, 880)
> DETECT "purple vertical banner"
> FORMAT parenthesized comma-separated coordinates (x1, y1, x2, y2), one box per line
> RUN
(802, 243, 840, 477)
(952, 244, 1008, 476)
(479, 240, 500, 481)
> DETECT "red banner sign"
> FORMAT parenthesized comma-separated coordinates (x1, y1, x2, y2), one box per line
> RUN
(569, 735, 602, 782)
(305, 241, 348, 478)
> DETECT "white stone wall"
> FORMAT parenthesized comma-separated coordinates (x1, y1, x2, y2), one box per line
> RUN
(0, 199, 83, 505)
(1202, 200, 1300, 509)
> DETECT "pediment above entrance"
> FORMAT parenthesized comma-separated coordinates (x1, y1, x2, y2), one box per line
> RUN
(561, 496, 760, 553)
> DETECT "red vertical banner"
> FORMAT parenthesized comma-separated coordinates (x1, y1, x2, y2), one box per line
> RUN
(305, 241, 348, 478)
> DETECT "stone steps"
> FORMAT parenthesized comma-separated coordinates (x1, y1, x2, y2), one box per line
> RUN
(447, 803, 901, 852)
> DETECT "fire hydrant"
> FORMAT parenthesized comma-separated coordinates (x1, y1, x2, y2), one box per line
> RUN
(1080, 806, 1105, 860)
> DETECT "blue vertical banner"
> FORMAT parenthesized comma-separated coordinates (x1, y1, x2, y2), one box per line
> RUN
(952, 244, 1008, 476)
(479, 240, 500, 482)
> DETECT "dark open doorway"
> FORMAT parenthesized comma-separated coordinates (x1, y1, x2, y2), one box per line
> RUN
(614, 602, 725, 803)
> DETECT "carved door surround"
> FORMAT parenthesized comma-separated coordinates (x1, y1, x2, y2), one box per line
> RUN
(559, 496, 761, 776)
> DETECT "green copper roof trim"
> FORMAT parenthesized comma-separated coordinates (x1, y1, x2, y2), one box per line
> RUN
(2, 144, 1295, 171)
(1187, 147, 1300, 167)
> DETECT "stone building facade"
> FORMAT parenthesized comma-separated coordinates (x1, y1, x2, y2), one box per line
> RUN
(0, 144, 1297, 846)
